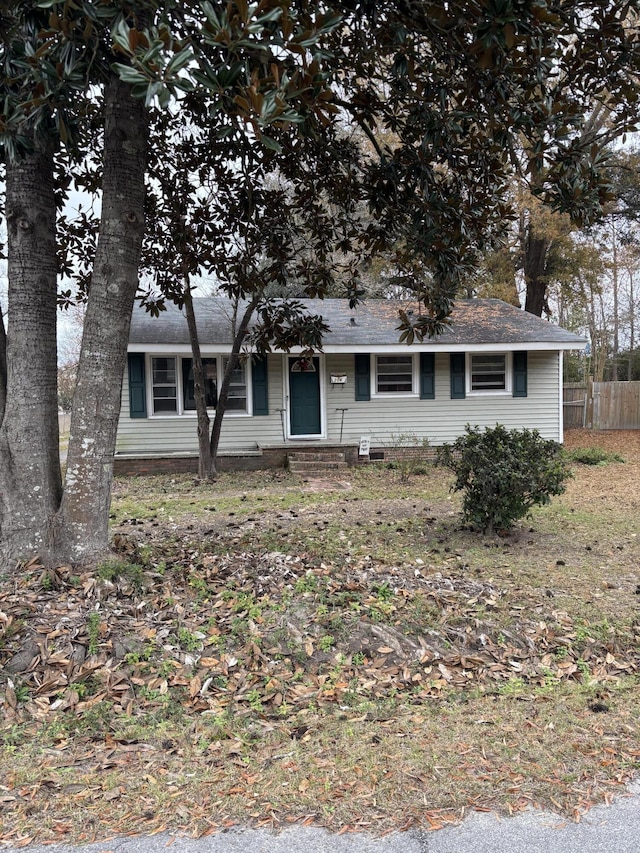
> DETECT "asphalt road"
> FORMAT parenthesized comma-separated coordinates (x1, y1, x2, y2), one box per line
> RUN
(7, 779, 640, 853)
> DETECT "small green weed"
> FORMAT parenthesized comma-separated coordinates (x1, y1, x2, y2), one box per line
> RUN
(74, 701, 114, 735)
(371, 581, 394, 602)
(124, 641, 156, 665)
(231, 592, 263, 619)
(14, 682, 31, 704)
(496, 676, 528, 696)
(295, 572, 323, 594)
(319, 634, 336, 651)
(97, 558, 144, 589)
(576, 659, 592, 682)
(574, 618, 613, 645)
(246, 689, 264, 712)
(86, 611, 101, 656)
(175, 626, 202, 652)
(189, 575, 210, 599)
(71, 675, 101, 699)
(535, 667, 561, 695)
(0, 724, 28, 747)
(567, 447, 624, 465)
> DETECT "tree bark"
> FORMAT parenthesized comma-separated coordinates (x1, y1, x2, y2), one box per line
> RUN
(629, 266, 635, 380)
(55, 74, 147, 562)
(0, 307, 7, 426)
(208, 299, 258, 478)
(523, 231, 550, 317)
(611, 223, 619, 380)
(0, 136, 62, 567)
(183, 286, 212, 480)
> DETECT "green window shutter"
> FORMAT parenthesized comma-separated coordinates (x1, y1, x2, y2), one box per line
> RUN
(450, 353, 466, 399)
(354, 354, 370, 401)
(127, 353, 147, 418)
(252, 355, 269, 415)
(420, 352, 435, 400)
(513, 351, 528, 397)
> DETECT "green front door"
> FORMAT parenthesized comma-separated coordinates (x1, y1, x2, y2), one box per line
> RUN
(289, 357, 321, 436)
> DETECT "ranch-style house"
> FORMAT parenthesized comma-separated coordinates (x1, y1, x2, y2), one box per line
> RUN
(115, 298, 586, 474)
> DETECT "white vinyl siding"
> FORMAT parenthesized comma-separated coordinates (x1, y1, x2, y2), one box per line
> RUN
(330, 351, 562, 447)
(116, 350, 564, 456)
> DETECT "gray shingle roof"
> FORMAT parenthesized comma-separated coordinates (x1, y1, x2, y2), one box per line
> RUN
(129, 298, 586, 349)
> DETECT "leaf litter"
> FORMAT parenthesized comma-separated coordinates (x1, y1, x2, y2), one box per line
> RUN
(1, 429, 640, 843)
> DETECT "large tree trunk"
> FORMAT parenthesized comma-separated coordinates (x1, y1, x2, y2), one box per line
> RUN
(55, 75, 147, 562)
(0, 308, 7, 425)
(629, 268, 635, 381)
(0, 136, 62, 568)
(523, 230, 550, 317)
(611, 223, 620, 381)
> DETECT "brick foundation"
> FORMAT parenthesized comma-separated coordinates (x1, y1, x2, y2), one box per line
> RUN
(112, 443, 436, 476)
(113, 444, 360, 476)
(113, 454, 268, 477)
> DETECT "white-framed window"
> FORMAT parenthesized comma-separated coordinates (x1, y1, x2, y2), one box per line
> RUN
(149, 355, 248, 415)
(374, 354, 416, 395)
(151, 357, 178, 413)
(467, 353, 510, 394)
(224, 357, 247, 411)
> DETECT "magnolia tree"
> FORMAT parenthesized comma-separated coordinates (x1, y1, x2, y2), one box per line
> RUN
(1, 0, 639, 568)
(0, 0, 344, 566)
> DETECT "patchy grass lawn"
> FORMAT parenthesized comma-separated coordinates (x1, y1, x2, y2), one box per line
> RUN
(1, 429, 639, 845)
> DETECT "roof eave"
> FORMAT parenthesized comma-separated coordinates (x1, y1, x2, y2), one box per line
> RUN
(128, 340, 587, 353)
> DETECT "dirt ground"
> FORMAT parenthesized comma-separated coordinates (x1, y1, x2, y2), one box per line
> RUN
(562, 428, 640, 514)
(563, 426, 640, 457)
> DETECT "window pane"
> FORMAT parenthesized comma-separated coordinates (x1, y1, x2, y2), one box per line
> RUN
(183, 358, 217, 410)
(224, 358, 247, 412)
(471, 355, 506, 391)
(152, 357, 177, 413)
(227, 392, 247, 410)
(154, 398, 177, 412)
(152, 358, 175, 385)
(377, 356, 413, 393)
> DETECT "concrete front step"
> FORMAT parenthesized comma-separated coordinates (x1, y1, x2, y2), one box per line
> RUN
(288, 451, 346, 463)
(288, 459, 349, 473)
(287, 449, 349, 474)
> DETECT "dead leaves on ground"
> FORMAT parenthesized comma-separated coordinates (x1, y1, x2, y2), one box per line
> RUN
(1, 552, 638, 726)
(1, 549, 639, 842)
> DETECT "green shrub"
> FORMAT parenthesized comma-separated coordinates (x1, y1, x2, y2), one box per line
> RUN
(437, 424, 570, 534)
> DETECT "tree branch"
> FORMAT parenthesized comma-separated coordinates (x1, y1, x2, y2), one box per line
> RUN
(333, 98, 385, 159)
(208, 295, 260, 473)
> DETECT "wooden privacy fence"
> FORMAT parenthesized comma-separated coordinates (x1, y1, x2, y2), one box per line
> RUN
(563, 381, 640, 430)
(563, 383, 587, 428)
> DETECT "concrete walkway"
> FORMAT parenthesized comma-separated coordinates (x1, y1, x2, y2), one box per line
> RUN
(8, 779, 640, 853)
